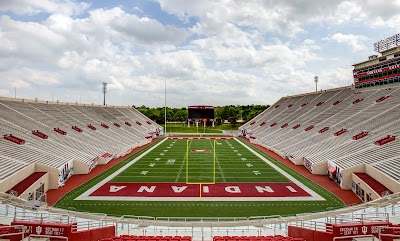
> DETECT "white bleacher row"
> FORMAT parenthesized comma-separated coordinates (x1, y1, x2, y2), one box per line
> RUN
(0, 99, 161, 182)
(240, 86, 400, 179)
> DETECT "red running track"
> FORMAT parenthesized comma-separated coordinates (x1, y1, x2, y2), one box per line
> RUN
(46, 139, 159, 205)
(47, 137, 361, 206)
(239, 137, 362, 205)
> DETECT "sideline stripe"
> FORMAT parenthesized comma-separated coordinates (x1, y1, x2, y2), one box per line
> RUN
(234, 138, 325, 201)
(76, 138, 168, 200)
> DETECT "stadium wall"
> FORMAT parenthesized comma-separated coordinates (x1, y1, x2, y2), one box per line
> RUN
(311, 161, 328, 175)
(0, 164, 35, 193)
(352, 173, 382, 200)
(366, 165, 400, 193)
(338, 164, 365, 190)
(35, 163, 59, 189)
(19, 173, 49, 201)
(73, 160, 90, 175)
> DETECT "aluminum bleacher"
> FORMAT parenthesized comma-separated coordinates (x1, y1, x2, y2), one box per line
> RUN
(0, 98, 161, 185)
(240, 86, 400, 193)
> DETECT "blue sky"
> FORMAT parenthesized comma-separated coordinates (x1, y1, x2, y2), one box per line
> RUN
(0, 0, 399, 107)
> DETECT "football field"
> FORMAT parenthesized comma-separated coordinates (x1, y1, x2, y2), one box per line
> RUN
(111, 138, 288, 184)
(56, 138, 345, 217)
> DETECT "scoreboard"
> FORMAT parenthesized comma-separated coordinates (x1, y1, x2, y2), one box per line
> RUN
(188, 105, 214, 119)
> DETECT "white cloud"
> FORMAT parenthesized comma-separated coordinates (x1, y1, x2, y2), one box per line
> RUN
(0, 1, 400, 107)
(329, 33, 368, 52)
(0, 0, 90, 16)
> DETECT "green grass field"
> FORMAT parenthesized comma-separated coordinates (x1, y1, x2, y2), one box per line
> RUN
(55, 138, 345, 217)
(161, 123, 241, 133)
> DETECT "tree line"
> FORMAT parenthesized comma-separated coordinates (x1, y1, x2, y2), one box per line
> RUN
(134, 105, 269, 125)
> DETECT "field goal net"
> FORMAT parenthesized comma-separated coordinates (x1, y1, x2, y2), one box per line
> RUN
(186, 139, 216, 184)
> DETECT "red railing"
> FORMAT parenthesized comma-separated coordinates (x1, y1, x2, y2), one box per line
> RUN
(280, 123, 288, 128)
(318, 127, 329, 133)
(287, 104, 293, 108)
(125, 122, 131, 126)
(53, 128, 67, 135)
(136, 121, 142, 126)
(260, 122, 266, 126)
(376, 95, 390, 103)
(274, 104, 280, 109)
(87, 124, 96, 130)
(352, 131, 369, 140)
(270, 123, 277, 127)
(333, 100, 342, 105)
(101, 123, 109, 129)
(334, 128, 347, 136)
(113, 123, 121, 128)
(375, 135, 396, 146)
(352, 98, 364, 104)
(292, 124, 301, 129)
(146, 121, 152, 125)
(32, 130, 48, 139)
(316, 101, 324, 106)
(249, 121, 256, 125)
(72, 126, 83, 133)
(4, 134, 25, 144)
(304, 125, 314, 131)
(301, 103, 308, 107)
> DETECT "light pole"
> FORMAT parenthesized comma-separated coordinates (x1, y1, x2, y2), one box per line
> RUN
(164, 78, 167, 136)
(102, 82, 107, 105)
(314, 76, 319, 92)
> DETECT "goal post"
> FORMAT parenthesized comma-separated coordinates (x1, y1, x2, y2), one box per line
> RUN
(186, 139, 216, 184)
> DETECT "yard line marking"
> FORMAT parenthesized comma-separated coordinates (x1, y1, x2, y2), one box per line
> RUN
(75, 138, 168, 199)
(175, 139, 192, 182)
(246, 163, 253, 167)
(210, 139, 226, 182)
(140, 171, 148, 175)
(234, 138, 325, 201)
(253, 170, 261, 175)
(149, 163, 156, 167)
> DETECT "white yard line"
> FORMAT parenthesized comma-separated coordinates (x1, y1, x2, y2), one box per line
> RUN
(210, 139, 226, 182)
(76, 137, 325, 202)
(76, 138, 168, 200)
(234, 138, 325, 201)
(175, 139, 192, 182)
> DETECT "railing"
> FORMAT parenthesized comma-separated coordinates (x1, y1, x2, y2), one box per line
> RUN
(0, 225, 26, 240)
(326, 212, 389, 225)
(28, 234, 68, 240)
(1, 192, 400, 238)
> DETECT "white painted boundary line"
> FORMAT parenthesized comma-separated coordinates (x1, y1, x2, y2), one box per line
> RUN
(75, 138, 168, 201)
(234, 138, 325, 201)
(76, 138, 325, 202)
(77, 196, 322, 201)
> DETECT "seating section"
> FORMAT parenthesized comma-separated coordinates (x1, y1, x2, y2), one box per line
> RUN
(240, 86, 400, 186)
(213, 235, 304, 241)
(100, 236, 192, 241)
(0, 99, 161, 182)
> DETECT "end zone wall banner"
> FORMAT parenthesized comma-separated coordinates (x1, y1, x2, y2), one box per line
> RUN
(58, 160, 73, 187)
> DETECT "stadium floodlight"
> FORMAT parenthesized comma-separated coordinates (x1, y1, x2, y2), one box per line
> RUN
(102, 82, 107, 105)
(314, 76, 319, 92)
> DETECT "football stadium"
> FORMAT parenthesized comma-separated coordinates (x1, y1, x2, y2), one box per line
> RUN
(1, 1, 400, 241)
